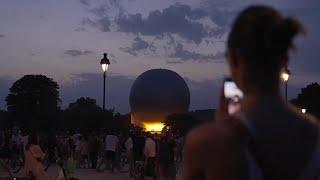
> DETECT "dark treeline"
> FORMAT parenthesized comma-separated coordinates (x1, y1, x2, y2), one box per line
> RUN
(0, 75, 130, 132)
(0, 74, 319, 132)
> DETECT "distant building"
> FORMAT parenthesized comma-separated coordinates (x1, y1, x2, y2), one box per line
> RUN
(130, 69, 190, 132)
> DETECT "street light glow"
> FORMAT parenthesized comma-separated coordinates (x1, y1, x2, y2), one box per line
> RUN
(100, 53, 110, 72)
(302, 108, 306, 114)
(281, 71, 290, 82)
(101, 64, 108, 72)
(281, 68, 290, 82)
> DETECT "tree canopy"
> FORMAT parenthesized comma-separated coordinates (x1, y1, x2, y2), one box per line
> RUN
(63, 97, 105, 129)
(0, 109, 9, 128)
(164, 113, 200, 136)
(62, 97, 130, 131)
(291, 82, 320, 118)
(6, 75, 60, 129)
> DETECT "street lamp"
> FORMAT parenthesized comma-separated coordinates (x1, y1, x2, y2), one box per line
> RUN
(100, 53, 110, 111)
(281, 67, 290, 101)
(301, 108, 306, 114)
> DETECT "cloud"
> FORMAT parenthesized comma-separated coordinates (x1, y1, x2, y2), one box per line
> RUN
(61, 73, 135, 113)
(115, 3, 209, 44)
(78, 0, 90, 6)
(78, 2, 230, 62)
(119, 37, 155, 56)
(80, 2, 219, 43)
(0, 34, 5, 38)
(63, 49, 94, 57)
(202, 1, 236, 27)
(166, 61, 183, 64)
(79, 0, 123, 32)
(81, 17, 111, 32)
(169, 43, 224, 62)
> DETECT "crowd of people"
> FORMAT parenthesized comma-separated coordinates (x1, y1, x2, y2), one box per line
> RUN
(0, 127, 185, 179)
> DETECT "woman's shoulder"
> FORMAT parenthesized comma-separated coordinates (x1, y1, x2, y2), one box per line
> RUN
(185, 120, 247, 153)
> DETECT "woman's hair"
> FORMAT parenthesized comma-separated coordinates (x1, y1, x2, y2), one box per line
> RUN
(227, 5, 304, 74)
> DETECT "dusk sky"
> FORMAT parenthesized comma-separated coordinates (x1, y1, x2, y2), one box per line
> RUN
(0, 0, 319, 113)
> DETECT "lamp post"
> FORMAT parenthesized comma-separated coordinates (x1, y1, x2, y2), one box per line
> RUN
(281, 67, 290, 101)
(100, 53, 110, 111)
(301, 108, 307, 120)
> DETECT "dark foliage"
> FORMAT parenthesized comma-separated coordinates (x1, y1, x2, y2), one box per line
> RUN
(62, 97, 105, 129)
(6, 75, 60, 129)
(61, 97, 130, 132)
(291, 82, 320, 118)
(0, 109, 9, 128)
(164, 113, 200, 136)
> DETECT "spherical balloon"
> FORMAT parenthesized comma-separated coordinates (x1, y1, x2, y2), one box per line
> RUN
(130, 69, 190, 132)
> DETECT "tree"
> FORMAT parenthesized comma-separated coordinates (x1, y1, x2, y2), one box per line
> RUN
(6, 75, 60, 129)
(164, 113, 200, 136)
(291, 82, 320, 118)
(0, 109, 9, 129)
(63, 97, 106, 129)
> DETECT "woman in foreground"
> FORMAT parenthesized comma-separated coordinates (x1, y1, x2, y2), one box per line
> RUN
(184, 5, 320, 180)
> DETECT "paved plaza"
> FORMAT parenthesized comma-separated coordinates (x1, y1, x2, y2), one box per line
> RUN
(1, 164, 183, 180)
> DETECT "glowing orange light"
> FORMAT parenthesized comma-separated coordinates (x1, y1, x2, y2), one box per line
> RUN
(143, 122, 164, 132)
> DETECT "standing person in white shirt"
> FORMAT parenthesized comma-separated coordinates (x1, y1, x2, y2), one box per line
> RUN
(74, 136, 82, 167)
(144, 133, 156, 179)
(104, 131, 119, 172)
(21, 129, 29, 154)
(11, 129, 23, 156)
(125, 134, 134, 176)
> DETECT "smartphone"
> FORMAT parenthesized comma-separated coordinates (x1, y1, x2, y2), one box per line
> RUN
(224, 78, 243, 114)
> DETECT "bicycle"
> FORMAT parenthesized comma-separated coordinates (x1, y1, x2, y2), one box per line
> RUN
(0, 159, 27, 180)
(1, 155, 24, 174)
(118, 152, 129, 173)
(133, 161, 145, 180)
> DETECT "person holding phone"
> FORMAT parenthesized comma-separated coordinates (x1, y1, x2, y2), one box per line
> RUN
(223, 78, 244, 115)
(184, 5, 320, 180)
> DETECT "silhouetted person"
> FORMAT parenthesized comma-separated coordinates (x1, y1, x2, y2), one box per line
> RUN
(47, 131, 57, 163)
(97, 130, 119, 172)
(89, 135, 100, 169)
(184, 5, 320, 180)
(132, 131, 145, 163)
(158, 135, 176, 180)
(144, 133, 156, 179)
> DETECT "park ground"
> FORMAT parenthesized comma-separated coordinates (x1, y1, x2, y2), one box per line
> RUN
(0, 164, 183, 180)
